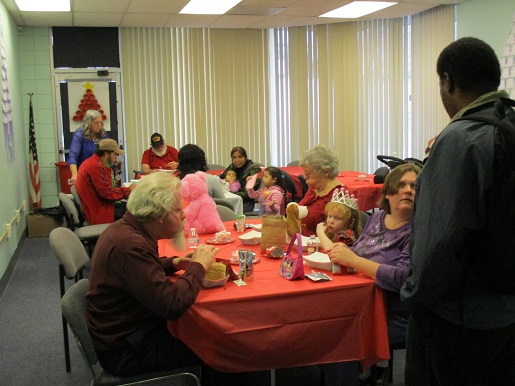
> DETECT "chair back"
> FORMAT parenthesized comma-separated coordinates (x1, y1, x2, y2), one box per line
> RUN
(287, 160, 299, 166)
(207, 163, 225, 171)
(216, 205, 237, 221)
(212, 197, 233, 210)
(50, 227, 89, 279)
(61, 279, 98, 367)
(359, 211, 370, 228)
(70, 185, 86, 225)
(281, 170, 297, 207)
(59, 192, 81, 229)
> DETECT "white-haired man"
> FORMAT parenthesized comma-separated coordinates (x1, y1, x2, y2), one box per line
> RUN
(86, 172, 218, 377)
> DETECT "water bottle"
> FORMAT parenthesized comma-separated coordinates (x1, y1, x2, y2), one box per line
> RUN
(307, 234, 319, 254)
(188, 228, 200, 249)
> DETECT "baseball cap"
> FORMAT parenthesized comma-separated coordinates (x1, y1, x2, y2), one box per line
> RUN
(151, 133, 164, 148)
(99, 139, 125, 155)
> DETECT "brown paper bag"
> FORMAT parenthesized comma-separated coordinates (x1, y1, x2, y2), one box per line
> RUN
(260, 215, 287, 252)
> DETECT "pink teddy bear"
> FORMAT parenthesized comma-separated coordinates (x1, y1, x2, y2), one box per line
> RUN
(181, 171, 224, 235)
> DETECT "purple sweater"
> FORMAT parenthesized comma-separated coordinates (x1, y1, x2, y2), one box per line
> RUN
(351, 210, 412, 317)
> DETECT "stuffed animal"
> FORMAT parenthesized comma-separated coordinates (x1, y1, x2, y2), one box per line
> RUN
(181, 171, 224, 234)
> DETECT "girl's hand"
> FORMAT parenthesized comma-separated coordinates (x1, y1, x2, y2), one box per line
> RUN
(268, 200, 275, 207)
(316, 222, 327, 234)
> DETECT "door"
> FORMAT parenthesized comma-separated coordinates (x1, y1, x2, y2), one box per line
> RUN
(53, 68, 126, 178)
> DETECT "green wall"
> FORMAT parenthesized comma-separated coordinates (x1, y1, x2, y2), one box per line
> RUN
(457, 0, 515, 59)
(0, 0, 27, 280)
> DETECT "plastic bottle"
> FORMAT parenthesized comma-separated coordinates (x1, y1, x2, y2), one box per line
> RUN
(188, 228, 200, 249)
(307, 235, 319, 254)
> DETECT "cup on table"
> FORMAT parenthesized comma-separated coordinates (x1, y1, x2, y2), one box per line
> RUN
(236, 215, 246, 232)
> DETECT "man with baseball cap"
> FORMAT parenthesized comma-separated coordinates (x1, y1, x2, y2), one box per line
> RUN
(76, 139, 135, 224)
(140, 132, 179, 174)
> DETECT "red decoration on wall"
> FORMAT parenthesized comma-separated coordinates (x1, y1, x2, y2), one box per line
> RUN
(72, 87, 107, 122)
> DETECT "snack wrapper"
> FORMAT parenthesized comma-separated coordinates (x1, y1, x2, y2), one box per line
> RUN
(263, 246, 284, 259)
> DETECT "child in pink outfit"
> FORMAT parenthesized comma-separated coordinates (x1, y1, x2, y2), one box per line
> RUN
(224, 169, 241, 193)
(246, 167, 285, 215)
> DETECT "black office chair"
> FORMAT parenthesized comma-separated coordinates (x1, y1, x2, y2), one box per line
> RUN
(281, 170, 297, 205)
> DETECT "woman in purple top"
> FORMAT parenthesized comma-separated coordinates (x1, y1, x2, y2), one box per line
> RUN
(321, 163, 420, 386)
(330, 163, 420, 343)
(68, 110, 107, 184)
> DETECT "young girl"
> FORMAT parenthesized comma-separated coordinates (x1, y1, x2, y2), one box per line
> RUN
(246, 167, 286, 215)
(316, 188, 362, 251)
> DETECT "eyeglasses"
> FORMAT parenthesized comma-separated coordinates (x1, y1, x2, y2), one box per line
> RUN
(303, 170, 315, 178)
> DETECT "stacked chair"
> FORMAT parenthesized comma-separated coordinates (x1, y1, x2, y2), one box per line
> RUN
(61, 279, 201, 385)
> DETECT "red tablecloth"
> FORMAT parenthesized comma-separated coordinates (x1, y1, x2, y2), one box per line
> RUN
(160, 221, 389, 373)
(280, 167, 383, 212)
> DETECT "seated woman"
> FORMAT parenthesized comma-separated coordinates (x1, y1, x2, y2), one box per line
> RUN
(322, 163, 421, 386)
(177, 144, 225, 200)
(286, 144, 342, 237)
(219, 146, 261, 213)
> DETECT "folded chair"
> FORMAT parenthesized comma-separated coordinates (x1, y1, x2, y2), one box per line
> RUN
(61, 279, 202, 386)
(207, 163, 225, 171)
(216, 205, 237, 221)
(50, 227, 90, 372)
(58, 192, 110, 257)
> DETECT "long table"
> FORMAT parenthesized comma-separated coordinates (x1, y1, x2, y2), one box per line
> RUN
(280, 166, 383, 212)
(160, 220, 389, 373)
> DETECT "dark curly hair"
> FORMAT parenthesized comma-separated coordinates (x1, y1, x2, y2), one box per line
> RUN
(436, 37, 500, 96)
(177, 144, 208, 179)
(265, 166, 286, 192)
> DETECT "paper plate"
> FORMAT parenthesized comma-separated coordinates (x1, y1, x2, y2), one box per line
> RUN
(202, 275, 230, 288)
(206, 238, 236, 245)
(238, 230, 261, 245)
(303, 252, 332, 271)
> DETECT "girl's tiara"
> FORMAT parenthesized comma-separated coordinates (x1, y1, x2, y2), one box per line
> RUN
(331, 188, 358, 211)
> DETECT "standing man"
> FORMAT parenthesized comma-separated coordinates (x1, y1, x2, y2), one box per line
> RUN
(87, 172, 219, 376)
(400, 37, 515, 385)
(76, 138, 133, 224)
(140, 132, 179, 174)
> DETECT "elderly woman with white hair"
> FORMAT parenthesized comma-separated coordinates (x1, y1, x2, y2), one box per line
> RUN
(286, 144, 342, 237)
(68, 109, 107, 184)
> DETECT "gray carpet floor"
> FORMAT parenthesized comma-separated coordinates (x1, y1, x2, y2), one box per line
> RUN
(0, 235, 405, 386)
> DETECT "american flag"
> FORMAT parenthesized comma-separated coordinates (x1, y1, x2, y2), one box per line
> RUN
(28, 94, 41, 209)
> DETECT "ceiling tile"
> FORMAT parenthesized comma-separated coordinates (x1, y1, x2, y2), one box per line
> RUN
(74, 12, 125, 27)
(73, 0, 131, 13)
(121, 12, 175, 27)
(21, 12, 73, 27)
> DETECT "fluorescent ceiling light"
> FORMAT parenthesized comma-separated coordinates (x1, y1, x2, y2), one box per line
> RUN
(180, 0, 243, 15)
(320, 1, 396, 18)
(15, 0, 70, 12)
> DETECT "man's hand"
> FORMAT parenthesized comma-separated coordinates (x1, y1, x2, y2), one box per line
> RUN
(167, 161, 179, 170)
(173, 253, 193, 271)
(191, 244, 219, 271)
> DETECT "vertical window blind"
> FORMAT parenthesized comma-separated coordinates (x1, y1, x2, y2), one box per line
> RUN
(120, 5, 454, 174)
